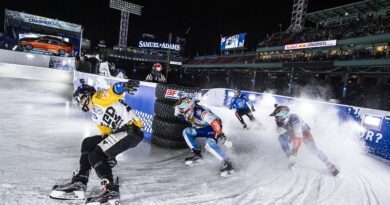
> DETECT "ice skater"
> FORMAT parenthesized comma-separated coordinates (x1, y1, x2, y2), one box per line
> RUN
(229, 89, 256, 129)
(175, 93, 235, 177)
(50, 79, 144, 203)
(270, 104, 339, 176)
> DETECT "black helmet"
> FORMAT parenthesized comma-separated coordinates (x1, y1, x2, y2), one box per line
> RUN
(234, 89, 241, 97)
(270, 104, 290, 127)
(72, 82, 96, 112)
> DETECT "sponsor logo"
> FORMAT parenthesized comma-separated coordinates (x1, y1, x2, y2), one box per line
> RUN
(139, 41, 181, 51)
(165, 89, 181, 99)
(93, 106, 104, 115)
(196, 110, 203, 117)
(285, 40, 337, 50)
(28, 18, 53, 26)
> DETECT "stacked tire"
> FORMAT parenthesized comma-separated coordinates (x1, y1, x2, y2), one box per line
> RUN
(152, 83, 199, 149)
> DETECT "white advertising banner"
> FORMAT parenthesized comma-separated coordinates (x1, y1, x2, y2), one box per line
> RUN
(284, 40, 337, 50)
(5, 9, 82, 33)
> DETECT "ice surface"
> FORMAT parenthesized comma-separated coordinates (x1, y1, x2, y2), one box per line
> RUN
(0, 76, 389, 205)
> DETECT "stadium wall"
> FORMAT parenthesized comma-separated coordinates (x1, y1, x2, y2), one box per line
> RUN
(72, 70, 390, 160)
(0, 50, 75, 70)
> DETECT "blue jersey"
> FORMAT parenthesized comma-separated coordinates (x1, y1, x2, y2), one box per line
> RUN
(229, 95, 251, 111)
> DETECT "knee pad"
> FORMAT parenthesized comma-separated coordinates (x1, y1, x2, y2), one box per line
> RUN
(88, 147, 113, 181)
(183, 127, 197, 137)
(205, 138, 217, 147)
(183, 127, 198, 149)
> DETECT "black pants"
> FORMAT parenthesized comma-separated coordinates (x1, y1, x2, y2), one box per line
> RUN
(79, 125, 143, 183)
(235, 109, 255, 125)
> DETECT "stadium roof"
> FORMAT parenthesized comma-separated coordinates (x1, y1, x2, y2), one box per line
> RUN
(306, 0, 390, 23)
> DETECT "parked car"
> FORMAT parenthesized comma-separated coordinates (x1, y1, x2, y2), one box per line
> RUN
(19, 36, 73, 56)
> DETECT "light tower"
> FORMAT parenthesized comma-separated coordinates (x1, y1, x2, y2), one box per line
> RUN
(109, 0, 143, 50)
(287, 0, 308, 33)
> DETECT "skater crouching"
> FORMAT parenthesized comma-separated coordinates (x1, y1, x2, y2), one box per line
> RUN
(175, 94, 235, 177)
(50, 79, 143, 203)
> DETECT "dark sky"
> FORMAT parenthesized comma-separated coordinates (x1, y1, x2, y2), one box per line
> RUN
(0, 0, 358, 55)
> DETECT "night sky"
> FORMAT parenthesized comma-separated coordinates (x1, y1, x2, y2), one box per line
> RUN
(0, 0, 358, 55)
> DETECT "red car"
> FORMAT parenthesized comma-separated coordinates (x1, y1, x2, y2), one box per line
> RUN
(19, 36, 73, 56)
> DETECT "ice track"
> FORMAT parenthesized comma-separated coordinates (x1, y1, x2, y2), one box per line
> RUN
(0, 77, 389, 205)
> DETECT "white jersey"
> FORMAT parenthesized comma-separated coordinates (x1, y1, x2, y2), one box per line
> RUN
(90, 86, 141, 135)
(91, 100, 138, 132)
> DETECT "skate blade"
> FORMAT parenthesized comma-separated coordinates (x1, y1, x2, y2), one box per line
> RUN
(185, 161, 194, 166)
(185, 160, 202, 166)
(50, 190, 85, 200)
(220, 170, 235, 177)
(106, 198, 120, 205)
(86, 198, 120, 205)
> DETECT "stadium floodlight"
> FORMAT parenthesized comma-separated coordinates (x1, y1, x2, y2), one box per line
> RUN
(110, 0, 143, 50)
(287, 0, 308, 33)
(249, 94, 256, 101)
(362, 115, 382, 131)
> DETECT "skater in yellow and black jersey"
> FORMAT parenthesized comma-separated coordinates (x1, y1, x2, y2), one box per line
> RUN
(50, 79, 143, 203)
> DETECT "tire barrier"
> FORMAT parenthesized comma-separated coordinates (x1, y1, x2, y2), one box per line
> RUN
(154, 100, 177, 121)
(152, 83, 199, 149)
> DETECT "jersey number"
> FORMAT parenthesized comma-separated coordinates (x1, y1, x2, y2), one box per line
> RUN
(102, 107, 123, 130)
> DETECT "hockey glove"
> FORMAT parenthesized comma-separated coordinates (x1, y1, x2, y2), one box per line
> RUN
(217, 133, 233, 149)
(125, 80, 140, 95)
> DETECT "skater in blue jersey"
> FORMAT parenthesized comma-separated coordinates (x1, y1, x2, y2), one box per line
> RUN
(229, 90, 256, 129)
(175, 93, 235, 177)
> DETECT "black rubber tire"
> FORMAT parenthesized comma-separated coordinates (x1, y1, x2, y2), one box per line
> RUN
(151, 135, 187, 149)
(154, 99, 178, 121)
(152, 117, 189, 140)
(155, 83, 199, 102)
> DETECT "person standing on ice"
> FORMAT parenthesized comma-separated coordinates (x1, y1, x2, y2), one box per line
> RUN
(145, 62, 167, 83)
(229, 89, 256, 129)
(50, 79, 144, 203)
(175, 93, 235, 177)
(269, 104, 339, 176)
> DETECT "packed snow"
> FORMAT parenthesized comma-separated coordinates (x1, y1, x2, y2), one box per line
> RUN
(0, 76, 389, 205)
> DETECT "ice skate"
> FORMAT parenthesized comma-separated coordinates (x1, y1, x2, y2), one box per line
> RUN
(50, 172, 88, 200)
(85, 178, 120, 205)
(220, 160, 235, 177)
(184, 149, 202, 166)
(288, 155, 297, 170)
(288, 162, 298, 170)
(328, 164, 340, 176)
